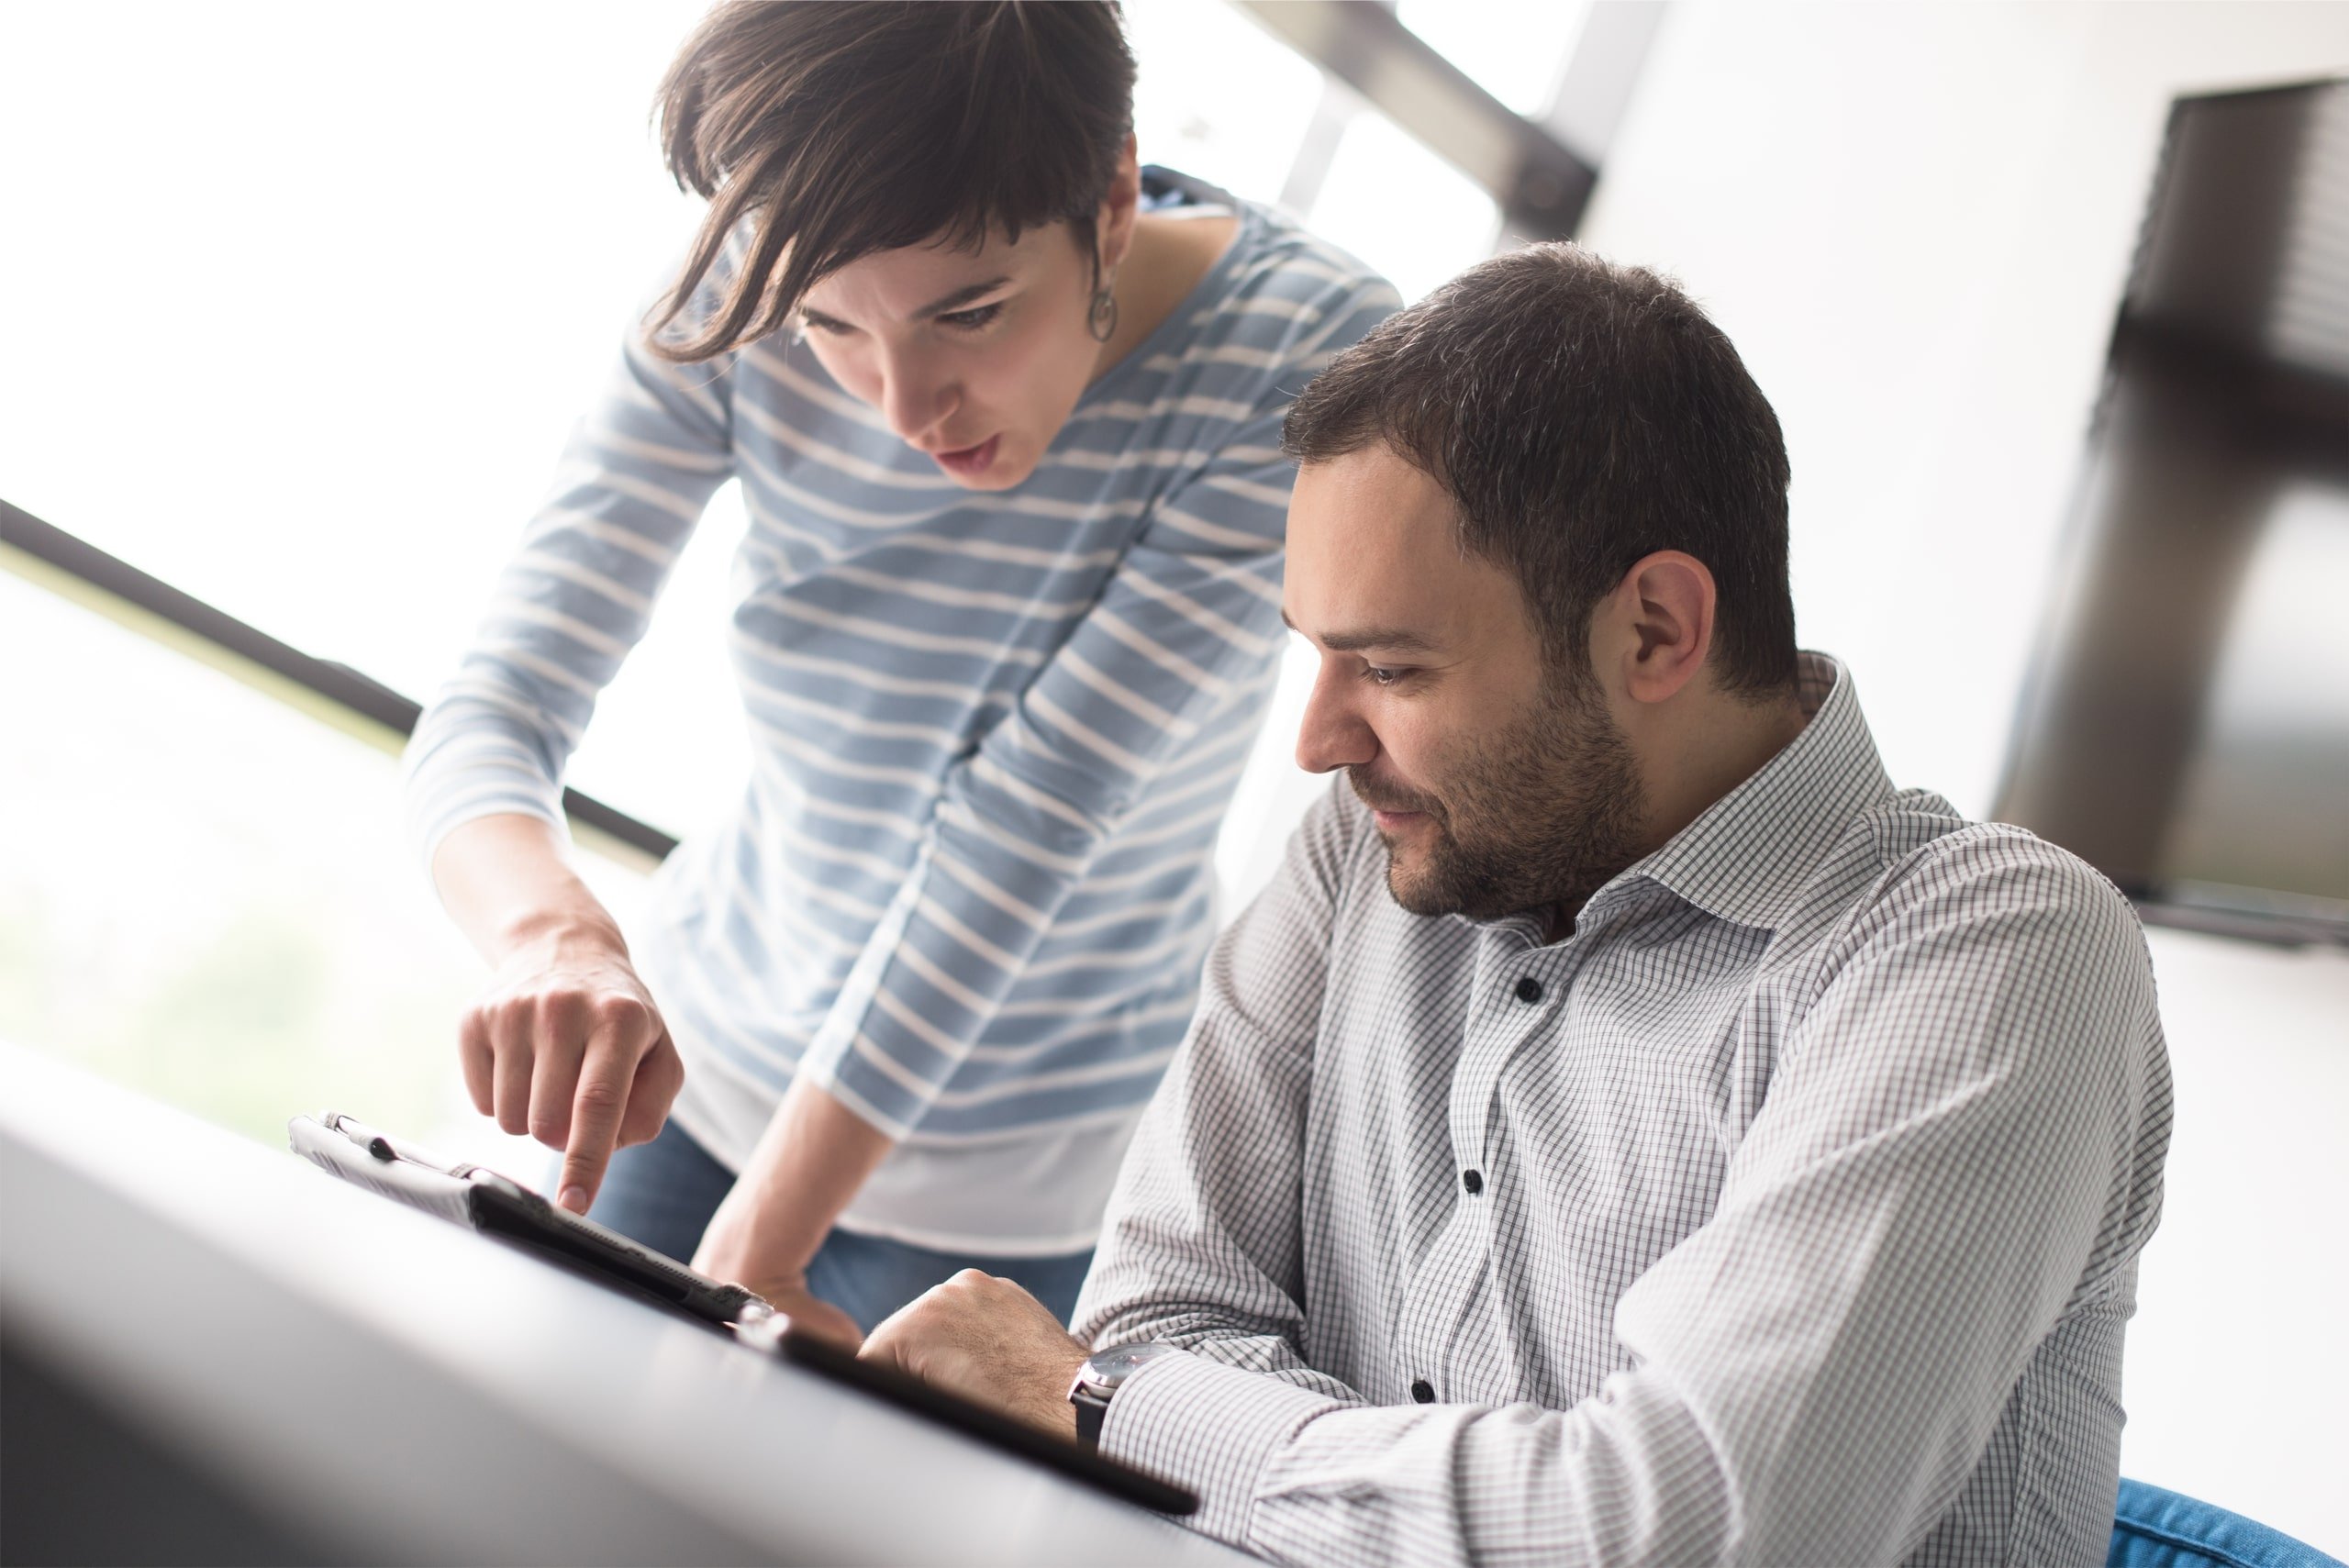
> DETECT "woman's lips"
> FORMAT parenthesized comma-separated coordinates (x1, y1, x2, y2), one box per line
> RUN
(931, 434, 1000, 476)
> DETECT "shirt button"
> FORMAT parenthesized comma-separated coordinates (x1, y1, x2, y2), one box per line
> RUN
(1462, 1169, 1484, 1195)
(1410, 1379, 1435, 1403)
(1514, 975, 1543, 1004)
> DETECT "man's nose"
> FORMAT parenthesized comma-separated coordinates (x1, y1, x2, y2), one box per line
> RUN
(1295, 659, 1376, 775)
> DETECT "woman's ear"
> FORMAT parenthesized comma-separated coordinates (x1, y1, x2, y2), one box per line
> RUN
(1097, 135, 1142, 272)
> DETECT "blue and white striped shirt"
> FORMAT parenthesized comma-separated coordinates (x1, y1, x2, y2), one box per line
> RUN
(405, 180, 1397, 1251)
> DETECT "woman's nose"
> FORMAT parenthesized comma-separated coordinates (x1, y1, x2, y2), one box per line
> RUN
(877, 349, 956, 445)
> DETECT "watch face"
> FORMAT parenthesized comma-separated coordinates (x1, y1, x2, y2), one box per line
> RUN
(1082, 1341, 1178, 1396)
(1090, 1344, 1172, 1383)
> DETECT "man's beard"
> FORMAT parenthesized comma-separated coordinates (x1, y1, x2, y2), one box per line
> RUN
(1350, 669, 1647, 924)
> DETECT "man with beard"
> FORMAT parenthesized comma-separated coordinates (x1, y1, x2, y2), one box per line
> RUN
(858, 244, 2173, 1568)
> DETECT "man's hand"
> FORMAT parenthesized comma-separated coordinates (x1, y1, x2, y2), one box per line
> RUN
(860, 1271, 1090, 1440)
(460, 925, 682, 1213)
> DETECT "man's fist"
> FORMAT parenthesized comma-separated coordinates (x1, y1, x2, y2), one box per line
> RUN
(859, 1271, 1090, 1440)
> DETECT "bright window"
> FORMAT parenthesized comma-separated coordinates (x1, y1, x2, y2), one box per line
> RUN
(1308, 106, 1505, 304)
(1129, 0, 1327, 205)
(1, 1, 1588, 1140)
(0, 0, 744, 841)
(1396, 0, 1594, 117)
(0, 569, 642, 1172)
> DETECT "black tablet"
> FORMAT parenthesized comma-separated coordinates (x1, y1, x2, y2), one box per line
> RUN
(286, 1110, 1197, 1516)
(287, 1110, 763, 1329)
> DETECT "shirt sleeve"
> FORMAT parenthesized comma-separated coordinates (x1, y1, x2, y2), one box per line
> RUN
(400, 297, 736, 866)
(793, 277, 1399, 1140)
(1071, 780, 1365, 1386)
(1092, 829, 2168, 1567)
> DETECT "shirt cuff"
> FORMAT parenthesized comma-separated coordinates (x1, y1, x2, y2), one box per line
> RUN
(1098, 1351, 1347, 1546)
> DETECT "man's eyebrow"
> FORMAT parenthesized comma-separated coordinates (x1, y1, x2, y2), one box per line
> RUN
(1279, 608, 1441, 655)
(915, 277, 1013, 318)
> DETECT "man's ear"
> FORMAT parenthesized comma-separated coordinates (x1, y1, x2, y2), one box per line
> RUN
(1605, 550, 1716, 705)
(1097, 135, 1142, 272)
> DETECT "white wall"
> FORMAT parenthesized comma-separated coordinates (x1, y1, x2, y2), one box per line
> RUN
(2125, 925, 2349, 1556)
(1577, 0, 2348, 819)
(1570, 3, 2349, 1551)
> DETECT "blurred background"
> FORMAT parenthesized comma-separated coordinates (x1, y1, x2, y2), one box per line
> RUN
(2, 1, 2343, 1552)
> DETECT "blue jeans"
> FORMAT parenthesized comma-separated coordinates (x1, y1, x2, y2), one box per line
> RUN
(586, 1117, 1095, 1333)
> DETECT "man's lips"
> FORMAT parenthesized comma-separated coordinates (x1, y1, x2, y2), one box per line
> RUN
(930, 434, 1000, 475)
(1351, 775, 1439, 832)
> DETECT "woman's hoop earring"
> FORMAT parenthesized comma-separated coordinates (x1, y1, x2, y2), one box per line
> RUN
(1088, 280, 1119, 343)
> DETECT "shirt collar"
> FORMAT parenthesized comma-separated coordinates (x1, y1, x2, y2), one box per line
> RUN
(1599, 651, 1895, 934)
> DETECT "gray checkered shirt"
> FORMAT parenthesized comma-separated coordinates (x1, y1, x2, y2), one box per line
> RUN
(1072, 653, 2173, 1567)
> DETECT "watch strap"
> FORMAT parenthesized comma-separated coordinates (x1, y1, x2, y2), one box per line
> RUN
(1066, 1341, 1179, 1452)
(1073, 1388, 1110, 1451)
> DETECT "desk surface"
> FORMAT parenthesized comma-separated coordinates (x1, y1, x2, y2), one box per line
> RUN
(0, 1045, 1252, 1566)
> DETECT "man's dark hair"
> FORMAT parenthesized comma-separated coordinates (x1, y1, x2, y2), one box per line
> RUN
(1283, 243, 1798, 698)
(648, 1, 1136, 362)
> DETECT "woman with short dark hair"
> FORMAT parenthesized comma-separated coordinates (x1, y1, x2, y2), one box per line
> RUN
(404, 1, 1396, 1340)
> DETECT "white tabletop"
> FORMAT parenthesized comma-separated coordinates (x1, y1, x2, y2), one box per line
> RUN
(0, 1044, 1253, 1565)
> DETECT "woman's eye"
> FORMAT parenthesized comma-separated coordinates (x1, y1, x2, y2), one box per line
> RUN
(796, 314, 849, 338)
(938, 302, 1004, 331)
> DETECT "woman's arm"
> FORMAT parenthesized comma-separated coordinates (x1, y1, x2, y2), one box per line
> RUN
(404, 264, 738, 1208)
(690, 1074, 884, 1345)
(429, 814, 680, 1212)
(436, 807, 867, 1347)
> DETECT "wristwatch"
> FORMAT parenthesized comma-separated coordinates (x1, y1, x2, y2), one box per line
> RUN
(1067, 1342, 1180, 1450)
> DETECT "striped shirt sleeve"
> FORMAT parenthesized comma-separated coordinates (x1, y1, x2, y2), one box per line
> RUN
(791, 377, 1327, 1139)
(400, 307, 737, 864)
